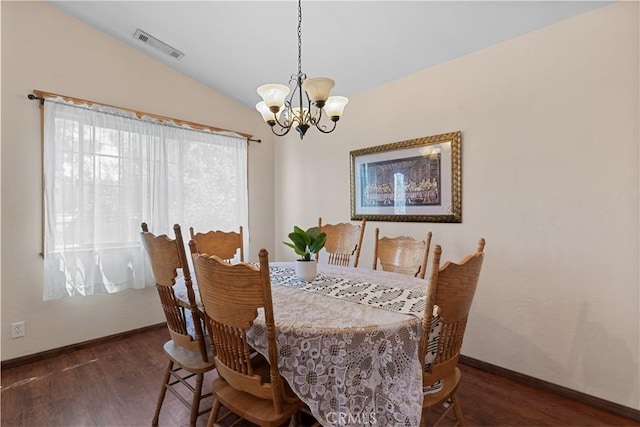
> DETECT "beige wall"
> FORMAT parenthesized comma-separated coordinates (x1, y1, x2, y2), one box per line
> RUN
(275, 2, 639, 410)
(1, 1, 276, 360)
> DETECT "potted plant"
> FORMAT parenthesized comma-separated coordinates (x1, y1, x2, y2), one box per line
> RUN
(283, 225, 327, 281)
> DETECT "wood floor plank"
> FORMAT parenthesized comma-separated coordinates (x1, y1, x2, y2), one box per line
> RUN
(456, 364, 638, 427)
(1, 327, 637, 426)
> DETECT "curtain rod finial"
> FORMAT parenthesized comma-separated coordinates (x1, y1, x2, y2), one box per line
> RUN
(27, 93, 44, 104)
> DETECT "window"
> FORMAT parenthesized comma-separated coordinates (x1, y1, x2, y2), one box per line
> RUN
(43, 99, 248, 299)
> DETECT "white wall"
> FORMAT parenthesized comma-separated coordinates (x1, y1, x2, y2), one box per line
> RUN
(275, 2, 639, 410)
(1, 1, 276, 360)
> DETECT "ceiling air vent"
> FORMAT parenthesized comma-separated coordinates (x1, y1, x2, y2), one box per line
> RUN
(133, 29, 184, 60)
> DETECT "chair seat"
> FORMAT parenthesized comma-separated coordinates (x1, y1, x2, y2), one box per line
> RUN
(422, 367, 461, 408)
(211, 376, 303, 426)
(163, 340, 215, 373)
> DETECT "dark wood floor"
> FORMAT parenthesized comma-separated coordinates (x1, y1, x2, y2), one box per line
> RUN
(1, 326, 637, 427)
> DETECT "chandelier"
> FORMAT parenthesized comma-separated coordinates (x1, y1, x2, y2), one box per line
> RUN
(255, 0, 348, 139)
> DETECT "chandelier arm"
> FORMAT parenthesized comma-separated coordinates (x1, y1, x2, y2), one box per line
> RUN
(298, 76, 306, 123)
(303, 84, 313, 123)
(272, 110, 290, 129)
(270, 125, 293, 137)
(271, 95, 296, 129)
(314, 119, 338, 134)
(311, 102, 324, 124)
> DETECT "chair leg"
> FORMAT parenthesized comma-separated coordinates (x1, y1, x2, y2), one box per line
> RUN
(207, 399, 221, 427)
(189, 373, 205, 427)
(288, 410, 302, 427)
(451, 393, 465, 426)
(152, 360, 174, 426)
(419, 406, 429, 427)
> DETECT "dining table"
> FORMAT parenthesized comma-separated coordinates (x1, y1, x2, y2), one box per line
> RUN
(176, 261, 439, 426)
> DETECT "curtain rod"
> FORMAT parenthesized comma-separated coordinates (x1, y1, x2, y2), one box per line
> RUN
(27, 90, 261, 143)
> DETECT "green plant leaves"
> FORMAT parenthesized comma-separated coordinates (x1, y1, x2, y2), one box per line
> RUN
(283, 225, 327, 261)
(309, 232, 326, 254)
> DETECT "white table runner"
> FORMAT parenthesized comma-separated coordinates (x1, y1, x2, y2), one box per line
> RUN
(269, 264, 427, 316)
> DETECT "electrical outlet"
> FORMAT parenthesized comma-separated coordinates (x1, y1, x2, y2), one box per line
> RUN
(11, 321, 25, 338)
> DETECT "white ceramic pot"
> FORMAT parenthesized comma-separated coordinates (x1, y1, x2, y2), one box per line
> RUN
(295, 260, 317, 282)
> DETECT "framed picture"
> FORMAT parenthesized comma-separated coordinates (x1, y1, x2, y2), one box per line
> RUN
(350, 131, 461, 223)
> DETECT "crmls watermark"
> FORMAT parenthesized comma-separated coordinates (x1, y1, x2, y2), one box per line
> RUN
(325, 411, 378, 425)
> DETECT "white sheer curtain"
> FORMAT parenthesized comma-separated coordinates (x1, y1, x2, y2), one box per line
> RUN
(43, 98, 248, 300)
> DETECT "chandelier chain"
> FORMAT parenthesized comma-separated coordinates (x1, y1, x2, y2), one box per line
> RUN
(297, 0, 302, 76)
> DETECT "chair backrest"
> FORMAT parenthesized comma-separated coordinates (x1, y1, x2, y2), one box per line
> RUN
(191, 248, 288, 412)
(373, 228, 432, 279)
(317, 217, 366, 267)
(140, 223, 208, 362)
(189, 226, 244, 263)
(419, 238, 485, 386)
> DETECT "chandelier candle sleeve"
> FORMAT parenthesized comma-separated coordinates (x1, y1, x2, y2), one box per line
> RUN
(255, 0, 348, 139)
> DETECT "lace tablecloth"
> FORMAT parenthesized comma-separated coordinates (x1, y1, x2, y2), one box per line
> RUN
(177, 263, 430, 426)
(251, 263, 428, 426)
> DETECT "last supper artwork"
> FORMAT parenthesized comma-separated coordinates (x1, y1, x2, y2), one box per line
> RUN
(359, 153, 441, 207)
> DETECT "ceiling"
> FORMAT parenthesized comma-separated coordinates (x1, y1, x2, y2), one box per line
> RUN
(48, 1, 610, 110)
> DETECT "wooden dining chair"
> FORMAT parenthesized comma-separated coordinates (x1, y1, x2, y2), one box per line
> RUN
(140, 223, 215, 427)
(419, 238, 486, 427)
(373, 228, 433, 279)
(189, 225, 244, 262)
(317, 217, 367, 267)
(190, 247, 304, 427)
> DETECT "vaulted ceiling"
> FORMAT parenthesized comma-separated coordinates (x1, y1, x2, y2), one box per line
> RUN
(48, 1, 610, 109)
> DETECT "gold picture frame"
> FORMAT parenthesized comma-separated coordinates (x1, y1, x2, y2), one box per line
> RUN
(350, 131, 461, 223)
